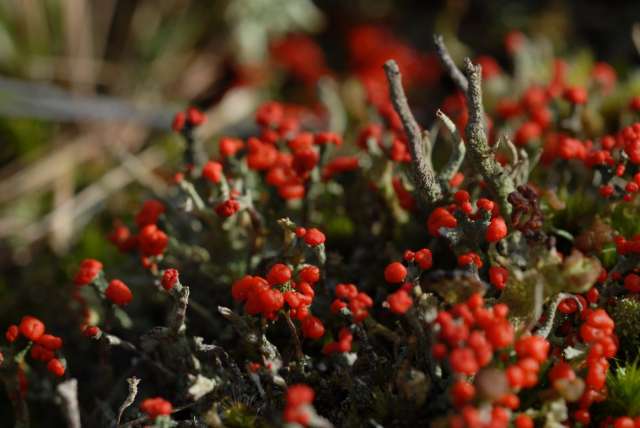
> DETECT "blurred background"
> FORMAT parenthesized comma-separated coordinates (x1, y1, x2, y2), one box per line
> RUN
(0, 0, 639, 422)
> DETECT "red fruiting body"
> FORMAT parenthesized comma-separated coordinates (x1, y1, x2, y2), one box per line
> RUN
(201, 161, 223, 184)
(83, 326, 100, 338)
(215, 199, 241, 217)
(186, 107, 206, 126)
(299, 266, 320, 284)
(5, 325, 19, 342)
(105, 279, 133, 305)
(486, 217, 508, 242)
(414, 248, 432, 270)
(301, 316, 325, 339)
(140, 397, 173, 419)
(161, 269, 179, 291)
(286, 384, 315, 407)
(267, 263, 292, 285)
(47, 358, 65, 377)
(427, 207, 458, 237)
(451, 380, 475, 406)
(624, 273, 640, 293)
(19, 316, 45, 342)
(303, 228, 325, 246)
(384, 262, 407, 283)
(386, 289, 413, 314)
(563, 86, 588, 105)
(74, 259, 103, 286)
(135, 199, 165, 228)
(37, 334, 63, 350)
(138, 225, 168, 257)
(489, 266, 509, 290)
(172, 112, 186, 132)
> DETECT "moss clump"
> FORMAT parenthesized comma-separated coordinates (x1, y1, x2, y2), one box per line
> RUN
(611, 298, 640, 358)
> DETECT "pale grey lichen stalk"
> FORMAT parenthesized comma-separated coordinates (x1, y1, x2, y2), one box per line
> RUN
(383, 60, 443, 207)
(432, 34, 515, 216)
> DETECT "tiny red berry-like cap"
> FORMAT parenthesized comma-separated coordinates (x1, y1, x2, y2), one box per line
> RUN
(74, 259, 103, 286)
(301, 315, 325, 339)
(172, 112, 186, 132)
(386, 289, 413, 314)
(486, 217, 508, 242)
(37, 334, 63, 351)
(186, 107, 206, 126)
(47, 358, 65, 377)
(140, 397, 173, 419)
(267, 263, 292, 285)
(19, 316, 45, 342)
(83, 325, 101, 338)
(201, 161, 223, 184)
(105, 280, 133, 305)
(286, 384, 315, 407)
(161, 269, 179, 291)
(299, 265, 320, 284)
(384, 262, 407, 284)
(215, 199, 241, 217)
(303, 228, 325, 246)
(5, 325, 19, 343)
(138, 225, 168, 257)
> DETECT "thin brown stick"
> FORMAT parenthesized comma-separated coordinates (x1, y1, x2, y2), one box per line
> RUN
(383, 60, 442, 206)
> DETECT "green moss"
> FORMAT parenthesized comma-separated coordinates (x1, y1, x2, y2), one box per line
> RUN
(611, 298, 640, 358)
(605, 358, 640, 417)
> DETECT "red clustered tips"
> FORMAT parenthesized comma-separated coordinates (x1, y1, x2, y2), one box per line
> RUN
(74, 259, 103, 286)
(332, 283, 373, 322)
(138, 224, 168, 256)
(283, 384, 315, 426)
(386, 289, 413, 314)
(105, 279, 133, 305)
(486, 217, 508, 242)
(205, 101, 352, 202)
(5, 316, 66, 377)
(140, 397, 173, 419)
(428, 197, 506, 244)
(161, 268, 179, 291)
(231, 263, 323, 335)
(302, 228, 326, 247)
(323, 327, 353, 354)
(201, 160, 223, 184)
(19, 316, 45, 341)
(384, 262, 407, 283)
(215, 199, 240, 217)
(136, 199, 165, 228)
(433, 293, 518, 378)
(488, 266, 509, 290)
(270, 34, 330, 86)
(172, 107, 206, 133)
(457, 252, 483, 269)
(428, 207, 458, 237)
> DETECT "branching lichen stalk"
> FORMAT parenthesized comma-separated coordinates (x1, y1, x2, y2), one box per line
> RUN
(433, 34, 469, 93)
(463, 59, 515, 217)
(383, 60, 443, 206)
(435, 109, 466, 185)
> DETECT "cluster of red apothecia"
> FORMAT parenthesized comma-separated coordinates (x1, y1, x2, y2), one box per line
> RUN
(283, 384, 316, 426)
(172, 103, 360, 216)
(74, 258, 133, 307)
(426, 192, 507, 272)
(140, 397, 173, 420)
(4, 316, 65, 378)
(231, 234, 326, 341)
(432, 292, 554, 428)
(380, 248, 433, 315)
(108, 198, 169, 267)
